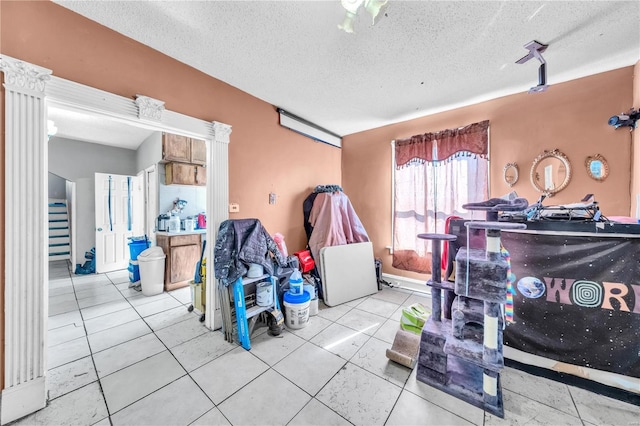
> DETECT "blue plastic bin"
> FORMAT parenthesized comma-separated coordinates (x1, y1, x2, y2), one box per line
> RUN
(128, 236, 150, 261)
(128, 261, 140, 282)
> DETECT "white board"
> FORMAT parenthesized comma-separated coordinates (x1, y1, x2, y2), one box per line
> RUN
(319, 242, 378, 306)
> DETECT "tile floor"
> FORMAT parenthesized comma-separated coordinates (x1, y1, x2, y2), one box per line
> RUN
(12, 260, 639, 425)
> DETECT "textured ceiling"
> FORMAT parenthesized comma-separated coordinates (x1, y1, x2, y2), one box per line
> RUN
(54, 0, 640, 141)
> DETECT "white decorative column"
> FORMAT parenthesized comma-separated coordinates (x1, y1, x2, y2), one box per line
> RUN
(0, 55, 51, 424)
(206, 121, 231, 330)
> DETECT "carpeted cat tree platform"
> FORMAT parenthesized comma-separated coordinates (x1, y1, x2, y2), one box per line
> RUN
(416, 221, 525, 418)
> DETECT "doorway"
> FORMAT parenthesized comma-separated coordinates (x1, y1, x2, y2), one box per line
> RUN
(1, 55, 231, 424)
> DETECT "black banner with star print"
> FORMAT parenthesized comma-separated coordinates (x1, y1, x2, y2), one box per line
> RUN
(448, 220, 640, 379)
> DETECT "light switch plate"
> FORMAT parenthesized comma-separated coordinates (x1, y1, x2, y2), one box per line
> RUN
(229, 203, 240, 213)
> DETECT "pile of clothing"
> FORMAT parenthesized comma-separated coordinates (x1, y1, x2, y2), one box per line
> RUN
(214, 218, 295, 287)
(74, 247, 96, 275)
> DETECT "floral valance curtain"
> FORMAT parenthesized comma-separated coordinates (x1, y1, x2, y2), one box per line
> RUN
(395, 120, 489, 166)
(392, 120, 489, 274)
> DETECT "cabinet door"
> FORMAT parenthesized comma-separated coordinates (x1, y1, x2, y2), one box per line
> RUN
(169, 234, 201, 247)
(190, 138, 207, 166)
(165, 162, 195, 185)
(194, 165, 206, 186)
(163, 133, 191, 163)
(170, 244, 200, 283)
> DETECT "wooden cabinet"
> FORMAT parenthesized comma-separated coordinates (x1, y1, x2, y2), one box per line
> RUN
(162, 133, 206, 166)
(157, 233, 202, 291)
(162, 133, 191, 163)
(190, 139, 207, 166)
(165, 162, 206, 186)
(194, 165, 206, 186)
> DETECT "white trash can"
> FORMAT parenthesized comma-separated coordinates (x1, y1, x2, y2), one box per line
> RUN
(137, 246, 166, 296)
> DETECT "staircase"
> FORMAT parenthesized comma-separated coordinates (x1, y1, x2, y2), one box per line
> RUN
(48, 199, 70, 261)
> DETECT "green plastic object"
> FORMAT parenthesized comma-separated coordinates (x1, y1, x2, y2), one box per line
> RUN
(400, 303, 430, 335)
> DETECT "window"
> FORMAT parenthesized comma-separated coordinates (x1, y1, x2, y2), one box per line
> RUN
(392, 121, 489, 274)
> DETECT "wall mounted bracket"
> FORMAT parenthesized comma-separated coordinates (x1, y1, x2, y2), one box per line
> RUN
(516, 40, 549, 93)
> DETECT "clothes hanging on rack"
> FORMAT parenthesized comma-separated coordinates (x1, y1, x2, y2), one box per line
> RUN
(308, 191, 369, 265)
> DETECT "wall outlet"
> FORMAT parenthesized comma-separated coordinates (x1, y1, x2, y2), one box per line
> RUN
(229, 203, 240, 213)
(269, 192, 276, 205)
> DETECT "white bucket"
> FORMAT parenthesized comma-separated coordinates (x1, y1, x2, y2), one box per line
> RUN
(283, 291, 310, 329)
(256, 281, 273, 307)
(247, 263, 264, 278)
(309, 298, 318, 316)
(303, 284, 315, 299)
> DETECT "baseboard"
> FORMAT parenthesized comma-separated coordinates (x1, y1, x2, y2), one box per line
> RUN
(1, 377, 46, 425)
(381, 273, 430, 294)
(504, 346, 640, 398)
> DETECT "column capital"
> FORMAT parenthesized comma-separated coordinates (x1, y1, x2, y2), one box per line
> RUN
(212, 121, 232, 144)
(135, 94, 165, 121)
(0, 55, 52, 94)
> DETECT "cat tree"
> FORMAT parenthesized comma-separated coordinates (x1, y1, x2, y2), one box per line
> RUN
(416, 220, 525, 417)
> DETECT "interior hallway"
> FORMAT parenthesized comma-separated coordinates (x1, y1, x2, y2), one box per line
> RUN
(14, 260, 639, 425)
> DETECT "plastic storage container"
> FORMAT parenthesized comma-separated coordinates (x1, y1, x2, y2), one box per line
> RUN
(197, 213, 206, 229)
(137, 246, 166, 296)
(294, 250, 315, 273)
(283, 290, 310, 329)
(128, 236, 150, 261)
(184, 217, 196, 232)
(303, 283, 318, 316)
(288, 269, 304, 296)
(309, 297, 319, 316)
(128, 260, 140, 283)
(168, 215, 180, 233)
(303, 284, 315, 299)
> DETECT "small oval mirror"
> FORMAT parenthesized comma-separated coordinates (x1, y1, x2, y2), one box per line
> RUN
(503, 162, 519, 187)
(530, 149, 572, 197)
(585, 154, 609, 182)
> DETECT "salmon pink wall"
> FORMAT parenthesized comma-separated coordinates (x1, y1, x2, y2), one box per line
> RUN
(342, 67, 635, 280)
(0, 1, 340, 249)
(0, 1, 341, 391)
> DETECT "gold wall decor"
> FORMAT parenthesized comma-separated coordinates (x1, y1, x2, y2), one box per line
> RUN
(585, 154, 609, 182)
(530, 149, 571, 197)
(503, 162, 519, 187)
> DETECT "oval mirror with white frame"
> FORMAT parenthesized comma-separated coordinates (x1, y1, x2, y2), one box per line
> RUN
(503, 162, 519, 187)
(585, 154, 609, 182)
(530, 149, 571, 197)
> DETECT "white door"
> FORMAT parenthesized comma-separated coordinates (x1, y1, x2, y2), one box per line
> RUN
(144, 165, 158, 246)
(95, 173, 144, 273)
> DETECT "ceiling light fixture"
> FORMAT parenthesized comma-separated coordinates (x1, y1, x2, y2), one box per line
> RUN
(515, 40, 549, 93)
(338, 0, 389, 33)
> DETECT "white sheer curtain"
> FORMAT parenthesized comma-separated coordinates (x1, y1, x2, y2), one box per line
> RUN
(393, 121, 489, 274)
